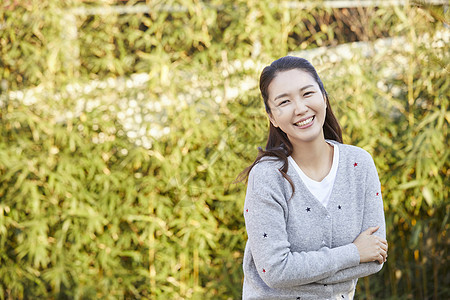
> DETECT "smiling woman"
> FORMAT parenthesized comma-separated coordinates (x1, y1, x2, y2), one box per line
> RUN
(238, 56, 388, 299)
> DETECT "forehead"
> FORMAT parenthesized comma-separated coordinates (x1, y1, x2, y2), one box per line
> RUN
(268, 69, 318, 100)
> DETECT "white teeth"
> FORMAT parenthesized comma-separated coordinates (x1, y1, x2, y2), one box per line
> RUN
(296, 117, 314, 127)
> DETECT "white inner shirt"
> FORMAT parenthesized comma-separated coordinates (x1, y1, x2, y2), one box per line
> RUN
(288, 142, 339, 208)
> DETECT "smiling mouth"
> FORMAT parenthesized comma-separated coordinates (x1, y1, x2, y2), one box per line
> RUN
(295, 116, 314, 127)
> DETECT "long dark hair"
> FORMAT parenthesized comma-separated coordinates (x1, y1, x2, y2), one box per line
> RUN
(237, 56, 343, 194)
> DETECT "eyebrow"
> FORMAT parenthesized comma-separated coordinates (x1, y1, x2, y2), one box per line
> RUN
(273, 84, 315, 102)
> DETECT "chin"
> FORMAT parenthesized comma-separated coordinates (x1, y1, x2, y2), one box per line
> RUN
(289, 130, 324, 144)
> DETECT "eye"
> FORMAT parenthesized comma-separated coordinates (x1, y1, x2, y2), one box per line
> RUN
(279, 99, 290, 106)
(304, 91, 315, 97)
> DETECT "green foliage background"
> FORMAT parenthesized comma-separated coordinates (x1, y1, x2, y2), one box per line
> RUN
(0, 0, 448, 299)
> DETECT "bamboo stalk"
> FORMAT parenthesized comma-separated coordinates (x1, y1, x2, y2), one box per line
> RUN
(401, 228, 412, 294)
(194, 249, 199, 288)
(364, 277, 371, 300)
(414, 249, 422, 298)
(407, 18, 416, 128)
(149, 197, 156, 299)
(149, 235, 156, 299)
(421, 232, 428, 298)
(432, 238, 438, 300)
(180, 252, 186, 297)
(388, 247, 397, 297)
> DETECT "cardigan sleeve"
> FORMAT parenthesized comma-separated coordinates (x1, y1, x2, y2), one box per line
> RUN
(244, 162, 360, 289)
(317, 154, 386, 285)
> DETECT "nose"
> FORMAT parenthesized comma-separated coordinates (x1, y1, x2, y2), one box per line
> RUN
(294, 98, 308, 115)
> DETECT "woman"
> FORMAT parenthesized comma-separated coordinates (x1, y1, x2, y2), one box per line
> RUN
(241, 56, 387, 299)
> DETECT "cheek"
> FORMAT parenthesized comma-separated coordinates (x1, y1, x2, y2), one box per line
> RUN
(320, 99, 327, 113)
(271, 107, 286, 120)
(315, 100, 327, 122)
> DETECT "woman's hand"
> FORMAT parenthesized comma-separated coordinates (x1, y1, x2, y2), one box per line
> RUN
(353, 226, 388, 264)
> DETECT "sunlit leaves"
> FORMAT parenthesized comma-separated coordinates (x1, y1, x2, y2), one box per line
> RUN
(1, 0, 449, 299)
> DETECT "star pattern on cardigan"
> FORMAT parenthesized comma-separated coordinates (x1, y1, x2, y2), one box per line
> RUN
(338, 205, 342, 209)
(262, 268, 266, 273)
(306, 207, 311, 212)
(353, 162, 358, 167)
(263, 233, 267, 238)
(376, 192, 379, 196)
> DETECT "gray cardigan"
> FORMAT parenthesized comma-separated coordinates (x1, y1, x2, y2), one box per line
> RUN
(242, 142, 386, 299)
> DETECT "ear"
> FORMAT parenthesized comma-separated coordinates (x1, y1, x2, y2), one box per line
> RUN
(268, 113, 279, 128)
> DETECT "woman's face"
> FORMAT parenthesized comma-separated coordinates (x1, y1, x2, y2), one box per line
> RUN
(267, 69, 327, 146)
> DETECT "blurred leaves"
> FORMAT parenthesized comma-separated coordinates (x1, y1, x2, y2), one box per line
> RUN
(0, 0, 449, 299)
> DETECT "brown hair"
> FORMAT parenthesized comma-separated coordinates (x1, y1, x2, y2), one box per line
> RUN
(237, 56, 342, 194)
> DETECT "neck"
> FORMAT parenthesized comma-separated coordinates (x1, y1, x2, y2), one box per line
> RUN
(291, 137, 333, 181)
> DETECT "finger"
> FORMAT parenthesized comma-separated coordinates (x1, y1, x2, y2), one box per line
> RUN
(380, 251, 386, 263)
(374, 238, 388, 249)
(378, 238, 388, 245)
(380, 249, 387, 261)
(380, 243, 388, 252)
(377, 254, 384, 264)
(379, 239, 388, 246)
(373, 236, 387, 244)
(373, 237, 387, 247)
